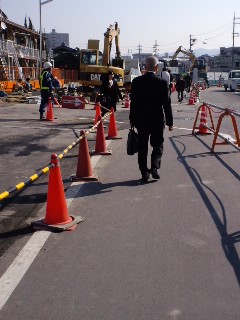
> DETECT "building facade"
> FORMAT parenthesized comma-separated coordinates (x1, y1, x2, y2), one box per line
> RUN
(207, 47, 240, 72)
(0, 10, 46, 81)
(45, 29, 69, 50)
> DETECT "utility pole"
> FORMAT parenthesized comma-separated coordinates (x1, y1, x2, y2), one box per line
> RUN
(232, 12, 240, 69)
(189, 34, 197, 53)
(153, 40, 159, 55)
(137, 43, 142, 61)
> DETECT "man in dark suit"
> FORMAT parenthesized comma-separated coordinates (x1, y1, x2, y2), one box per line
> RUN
(129, 56, 173, 182)
(100, 70, 123, 116)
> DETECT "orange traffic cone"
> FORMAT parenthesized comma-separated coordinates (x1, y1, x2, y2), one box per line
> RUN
(31, 154, 83, 231)
(193, 90, 197, 103)
(46, 97, 54, 121)
(123, 92, 130, 108)
(196, 105, 211, 134)
(94, 102, 101, 125)
(187, 91, 195, 105)
(91, 116, 112, 155)
(71, 131, 98, 181)
(106, 108, 122, 140)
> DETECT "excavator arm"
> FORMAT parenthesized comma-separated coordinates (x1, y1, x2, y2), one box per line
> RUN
(102, 22, 121, 66)
(170, 46, 196, 69)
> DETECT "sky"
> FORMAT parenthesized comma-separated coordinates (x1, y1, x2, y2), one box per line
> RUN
(1, 0, 240, 56)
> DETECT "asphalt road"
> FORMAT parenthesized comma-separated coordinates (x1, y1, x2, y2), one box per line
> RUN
(0, 86, 239, 319)
(0, 99, 129, 255)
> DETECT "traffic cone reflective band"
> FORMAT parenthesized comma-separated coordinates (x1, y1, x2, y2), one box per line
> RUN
(92, 116, 112, 155)
(196, 105, 211, 134)
(71, 131, 98, 181)
(106, 108, 122, 140)
(94, 102, 101, 125)
(123, 92, 130, 108)
(31, 154, 83, 231)
(188, 91, 195, 105)
(46, 97, 54, 121)
(193, 91, 197, 103)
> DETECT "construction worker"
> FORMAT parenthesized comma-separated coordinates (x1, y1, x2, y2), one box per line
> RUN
(39, 62, 53, 120)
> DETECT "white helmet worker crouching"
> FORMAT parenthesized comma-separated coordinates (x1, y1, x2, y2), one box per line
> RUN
(43, 61, 52, 69)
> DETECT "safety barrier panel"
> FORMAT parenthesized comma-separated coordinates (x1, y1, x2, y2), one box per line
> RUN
(0, 105, 113, 202)
(192, 102, 240, 152)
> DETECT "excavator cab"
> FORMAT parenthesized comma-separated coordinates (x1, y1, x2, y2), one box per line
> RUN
(80, 49, 102, 66)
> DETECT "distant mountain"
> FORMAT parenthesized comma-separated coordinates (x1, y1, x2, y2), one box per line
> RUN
(193, 48, 220, 57)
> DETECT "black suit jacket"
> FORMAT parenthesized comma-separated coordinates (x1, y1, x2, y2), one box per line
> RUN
(100, 79, 122, 104)
(129, 72, 173, 129)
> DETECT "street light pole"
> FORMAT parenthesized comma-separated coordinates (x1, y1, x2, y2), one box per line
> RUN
(39, 0, 53, 76)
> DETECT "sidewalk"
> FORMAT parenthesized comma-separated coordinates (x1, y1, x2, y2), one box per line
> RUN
(0, 95, 240, 319)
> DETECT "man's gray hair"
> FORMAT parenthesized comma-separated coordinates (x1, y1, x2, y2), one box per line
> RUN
(145, 56, 159, 71)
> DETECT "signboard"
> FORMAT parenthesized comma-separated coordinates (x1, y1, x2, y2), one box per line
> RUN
(61, 96, 85, 109)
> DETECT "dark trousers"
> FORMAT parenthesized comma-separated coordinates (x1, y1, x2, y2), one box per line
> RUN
(137, 126, 164, 174)
(39, 91, 51, 115)
(177, 90, 184, 101)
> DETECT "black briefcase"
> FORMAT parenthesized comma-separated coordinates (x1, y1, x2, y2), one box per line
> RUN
(127, 127, 139, 155)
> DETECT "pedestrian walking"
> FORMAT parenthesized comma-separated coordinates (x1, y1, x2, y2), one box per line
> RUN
(168, 69, 174, 94)
(184, 72, 192, 92)
(39, 62, 53, 120)
(100, 70, 123, 116)
(176, 75, 186, 102)
(129, 56, 173, 182)
(159, 67, 170, 85)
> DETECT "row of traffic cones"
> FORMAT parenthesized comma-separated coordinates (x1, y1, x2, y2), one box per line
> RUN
(123, 92, 130, 108)
(187, 87, 200, 105)
(32, 105, 121, 232)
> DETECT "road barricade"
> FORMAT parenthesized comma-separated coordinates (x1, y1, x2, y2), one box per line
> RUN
(62, 95, 85, 109)
(192, 102, 240, 152)
(210, 107, 240, 152)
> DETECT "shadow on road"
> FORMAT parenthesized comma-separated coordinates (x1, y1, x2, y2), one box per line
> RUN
(170, 134, 240, 285)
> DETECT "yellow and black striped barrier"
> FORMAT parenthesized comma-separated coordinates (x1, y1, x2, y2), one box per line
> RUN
(0, 110, 112, 202)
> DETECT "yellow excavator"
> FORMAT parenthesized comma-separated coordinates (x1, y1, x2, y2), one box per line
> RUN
(79, 22, 124, 89)
(169, 46, 207, 79)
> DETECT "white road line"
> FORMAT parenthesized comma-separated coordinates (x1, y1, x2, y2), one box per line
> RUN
(173, 126, 192, 131)
(0, 140, 111, 311)
(0, 231, 51, 310)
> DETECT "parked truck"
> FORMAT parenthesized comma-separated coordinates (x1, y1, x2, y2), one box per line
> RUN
(224, 70, 240, 91)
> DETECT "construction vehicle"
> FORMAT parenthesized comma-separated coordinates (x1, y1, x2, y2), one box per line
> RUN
(123, 58, 141, 91)
(78, 22, 124, 89)
(169, 46, 207, 81)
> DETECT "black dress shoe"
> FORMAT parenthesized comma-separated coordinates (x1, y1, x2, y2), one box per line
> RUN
(150, 168, 160, 179)
(141, 171, 150, 182)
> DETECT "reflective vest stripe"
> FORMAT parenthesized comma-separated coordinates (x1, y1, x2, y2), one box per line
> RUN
(40, 71, 49, 90)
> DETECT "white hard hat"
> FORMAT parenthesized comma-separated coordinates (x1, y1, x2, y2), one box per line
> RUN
(43, 61, 52, 69)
